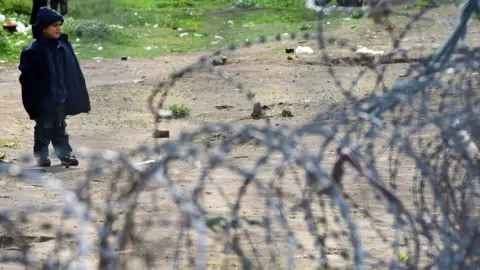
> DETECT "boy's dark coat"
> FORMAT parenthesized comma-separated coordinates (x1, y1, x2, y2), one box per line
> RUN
(18, 33, 91, 120)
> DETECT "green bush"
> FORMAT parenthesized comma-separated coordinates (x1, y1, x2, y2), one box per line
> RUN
(0, 30, 20, 60)
(1, 0, 31, 15)
(233, 0, 306, 9)
(0, 30, 11, 53)
(350, 9, 364, 19)
(62, 18, 113, 40)
(167, 104, 192, 118)
(68, 0, 116, 18)
(156, 0, 195, 8)
(415, 0, 438, 7)
(234, 0, 258, 8)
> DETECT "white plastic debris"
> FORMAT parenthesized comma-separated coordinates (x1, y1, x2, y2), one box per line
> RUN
(109, 24, 124, 29)
(15, 21, 27, 33)
(144, 45, 158, 51)
(355, 46, 384, 56)
(179, 32, 189, 37)
(153, 24, 158, 28)
(295, 46, 314, 54)
(0, 14, 5, 22)
(98, 46, 103, 51)
(76, 38, 81, 42)
(214, 35, 224, 40)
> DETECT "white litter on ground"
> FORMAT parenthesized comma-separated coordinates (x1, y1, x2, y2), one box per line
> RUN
(15, 21, 28, 33)
(295, 46, 314, 54)
(355, 46, 384, 56)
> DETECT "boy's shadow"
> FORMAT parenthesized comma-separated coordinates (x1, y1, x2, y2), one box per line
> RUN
(44, 164, 81, 174)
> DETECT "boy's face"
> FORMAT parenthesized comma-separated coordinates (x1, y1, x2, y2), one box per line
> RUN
(43, 20, 62, 40)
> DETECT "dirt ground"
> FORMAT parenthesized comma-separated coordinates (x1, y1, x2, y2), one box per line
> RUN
(0, 5, 479, 269)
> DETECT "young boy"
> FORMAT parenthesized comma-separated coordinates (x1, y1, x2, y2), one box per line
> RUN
(19, 7, 90, 167)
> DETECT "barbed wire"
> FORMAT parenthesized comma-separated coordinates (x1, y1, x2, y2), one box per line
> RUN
(0, 0, 479, 269)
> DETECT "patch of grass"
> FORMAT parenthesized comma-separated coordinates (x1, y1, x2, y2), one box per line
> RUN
(166, 104, 192, 118)
(350, 9, 364, 19)
(105, 119, 150, 128)
(1, 0, 31, 15)
(0, 151, 7, 161)
(397, 249, 412, 265)
(0, 0, 429, 62)
(0, 23, 33, 61)
(193, 132, 232, 144)
(155, 0, 196, 9)
(0, 137, 22, 149)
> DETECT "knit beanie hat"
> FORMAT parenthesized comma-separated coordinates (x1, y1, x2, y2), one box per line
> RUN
(32, 7, 64, 39)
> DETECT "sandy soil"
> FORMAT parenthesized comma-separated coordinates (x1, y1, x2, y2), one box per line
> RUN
(0, 5, 478, 269)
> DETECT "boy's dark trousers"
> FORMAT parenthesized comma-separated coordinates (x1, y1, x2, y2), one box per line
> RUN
(30, 0, 48, 25)
(30, 0, 67, 25)
(33, 103, 73, 160)
(50, 0, 67, 15)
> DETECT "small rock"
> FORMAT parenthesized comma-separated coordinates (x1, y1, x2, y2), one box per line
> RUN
(261, 105, 270, 110)
(215, 105, 233, 110)
(211, 55, 228, 66)
(281, 109, 293, 117)
(251, 102, 264, 119)
(121, 56, 128, 61)
(287, 56, 294, 60)
(285, 48, 294, 54)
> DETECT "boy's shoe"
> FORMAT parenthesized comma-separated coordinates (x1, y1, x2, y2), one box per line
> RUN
(60, 155, 79, 166)
(36, 157, 51, 167)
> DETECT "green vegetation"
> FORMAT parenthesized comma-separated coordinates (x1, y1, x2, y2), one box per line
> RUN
(0, 0, 368, 62)
(166, 104, 192, 118)
(397, 249, 412, 265)
(0, 137, 22, 149)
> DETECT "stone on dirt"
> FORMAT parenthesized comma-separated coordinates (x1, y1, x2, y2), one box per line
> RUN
(251, 102, 264, 119)
(215, 105, 234, 110)
(211, 56, 228, 66)
(281, 109, 293, 117)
